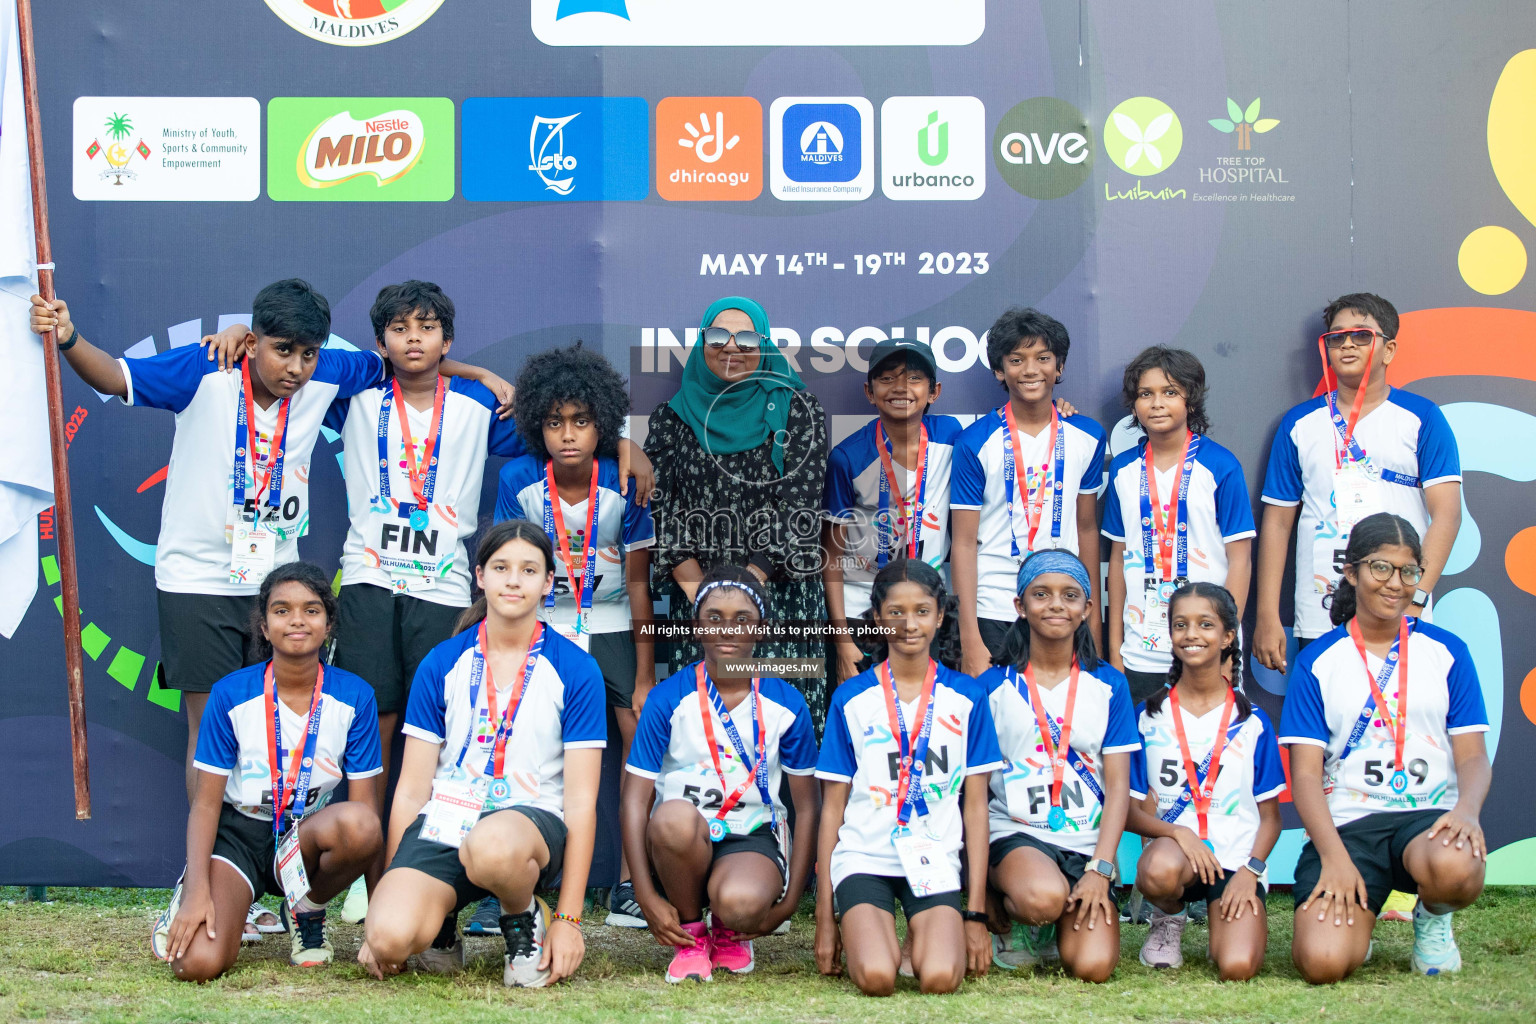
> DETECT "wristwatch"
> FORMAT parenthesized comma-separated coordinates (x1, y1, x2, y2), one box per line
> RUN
(961, 910, 989, 924)
(1085, 858, 1118, 883)
(1411, 588, 1431, 608)
(1241, 856, 1267, 877)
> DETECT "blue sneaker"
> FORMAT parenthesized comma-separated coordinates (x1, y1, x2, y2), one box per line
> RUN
(466, 896, 502, 936)
(1411, 906, 1462, 975)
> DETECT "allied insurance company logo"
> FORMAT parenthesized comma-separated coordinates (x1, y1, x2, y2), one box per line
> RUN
(770, 97, 874, 201)
(267, 98, 455, 201)
(263, 1, 445, 46)
(655, 97, 763, 201)
(991, 97, 1092, 200)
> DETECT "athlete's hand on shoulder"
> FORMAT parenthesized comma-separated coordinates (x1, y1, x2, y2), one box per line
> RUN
(813, 911, 843, 975)
(29, 295, 74, 344)
(1173, 827, 1223, 885)
(834, 641, 863, 684)
(1426, 806, 1485, 860)
(478, 370, 515, 420)
(1054, 398, 1079, 417)
(960, 638, 991, 679)
(1299, 852, 1370, 926)
(1217, 866, 1264, 922)
(199, 323, 252, 372)
(1252, 614, 1289, 673)
(541, 918, 585, 983)
(639, 891, 692, 947)
(617, 439, 655, 505)
(165, 885, 216, 963)
(965, 919, 991, 975)
(1065, 871, 1116, 931)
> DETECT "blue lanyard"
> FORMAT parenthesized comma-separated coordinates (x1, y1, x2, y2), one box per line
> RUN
(1159, 718, 1243, 825)
(234, 362, 288, 518)
(541, 463, 601, 621)
(1138, 433, 1201, 580)
(1324, 391, 1420, 488)
(266, 663, 324, 839)
(376, 384, 444, 521)
(1006, 667, 1105, 805)
(454, 623, 546, 775)
(1000, 403, 1066, 558)
(1338, 630, 1403, 764)
(875, 421, 929, 568)
(698, 665, 776, 829)
(883, 661, 936, 827)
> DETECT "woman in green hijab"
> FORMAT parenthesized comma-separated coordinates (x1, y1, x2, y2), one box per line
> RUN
(645, 296, 830, 724)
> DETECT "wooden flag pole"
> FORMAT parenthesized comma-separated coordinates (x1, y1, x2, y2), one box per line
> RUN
(16, 0, 90, 819)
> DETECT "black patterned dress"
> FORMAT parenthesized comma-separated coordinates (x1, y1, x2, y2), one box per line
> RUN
(644, 392, 831, 728)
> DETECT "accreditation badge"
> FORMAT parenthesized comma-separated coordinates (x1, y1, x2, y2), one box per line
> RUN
(1141, 578, 1176, 651)
(420, 777, 484, 849)
(274, 826, 310, 913)
(891, 823, 960, 897)
(230, 518, 277, 584)
(1333, 462, 1382, 532)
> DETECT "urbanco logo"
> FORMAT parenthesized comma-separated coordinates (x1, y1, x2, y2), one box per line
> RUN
(462, 98, 649, 202)
(881, 96, 986, 201)
(992, 97, 1092, 199)
(656, 97, 762, 201)
(1102, 97, 1183, 175)
(263, 1, 446, 47)
(1208, 97, 1279, 150)
(770, 97, 873, 202)
(268, 98, 453, 201)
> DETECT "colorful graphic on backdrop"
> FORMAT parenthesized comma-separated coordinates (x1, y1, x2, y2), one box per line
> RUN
(267, 98, 454, 201)
(263, 0, 446, 46)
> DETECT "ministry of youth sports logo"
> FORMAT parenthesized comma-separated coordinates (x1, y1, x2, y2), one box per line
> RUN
(264, 1, 446, 47)
(529, 114, 579, 194)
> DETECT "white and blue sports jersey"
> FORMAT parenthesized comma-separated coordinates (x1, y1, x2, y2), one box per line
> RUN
(329, 379, 525, 608)
(626, 663, 818, 836)
(1261, 389, 1461, 638)
(1279, 620, 1488, 828)
(192, 662, 383, 822)
(495, 455, 656, 634)
(983, 661, 1142, 856)
(823, 414, 964, 619)
(120, 345, 385, 595)
(402, 624, 607, 819)
(953, 406, 1107, 621)
(1131, 699, 1287, 874)
(1102, 437, 1257, 673)
(816, 664, 1003, 887)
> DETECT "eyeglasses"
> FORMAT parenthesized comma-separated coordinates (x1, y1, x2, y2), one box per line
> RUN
(1320, 327, 1390, 350)
(1355, 558, 1425, 586)
(701, 327, 765, 350)
(872, 372, 931, 388)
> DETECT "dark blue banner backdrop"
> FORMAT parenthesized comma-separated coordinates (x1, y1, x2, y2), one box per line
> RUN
(5, 1, 1534, 886)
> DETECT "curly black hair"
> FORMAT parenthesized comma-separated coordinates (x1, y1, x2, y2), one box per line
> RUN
(1121, 345, 1211, 436)
(512, 342, 629, 461)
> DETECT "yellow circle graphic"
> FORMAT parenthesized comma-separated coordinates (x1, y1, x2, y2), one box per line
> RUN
(1459, 225, 1527, 294)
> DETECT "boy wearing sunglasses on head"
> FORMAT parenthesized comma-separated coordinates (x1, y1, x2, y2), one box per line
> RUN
(1254, 294, 1461, 676)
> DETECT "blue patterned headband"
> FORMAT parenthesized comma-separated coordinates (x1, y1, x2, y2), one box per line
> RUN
(693, 579, 768, 619)
(1016, 550, 1091, 595)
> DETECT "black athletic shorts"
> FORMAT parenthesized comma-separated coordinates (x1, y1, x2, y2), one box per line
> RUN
(832, 874, 962, 919)
(588, 630, 640, 709)
(157, 590, 259, 694)
(209, 804, 281, 901)
(989, 830, 1120, 905)
(388, 805, 567, 912)
(1124, 669, 1170, 705)
(1182, 868, 1268, 905)
(977, 618, 1014, 663)
(331, 583, 464, 714)
(1292, 808, 1442, 914)
(713, 825, 785, 879)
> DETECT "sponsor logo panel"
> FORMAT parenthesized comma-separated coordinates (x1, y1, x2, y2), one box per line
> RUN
(1197, 96, 1293, 204)
(656, 97, 762, 201)
(73, 96, 260, 202)
(991, 97, 1092, 200)
(770, 97, 874, 202)
(882, 96, 986, 201)
(263, 0, 446, 47)
(463, 97, 650, 202)
(267, 98, 454, 201)
(531, 0, 984, 47)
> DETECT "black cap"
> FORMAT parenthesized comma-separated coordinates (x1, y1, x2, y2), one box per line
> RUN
(867, 337, 938, 379)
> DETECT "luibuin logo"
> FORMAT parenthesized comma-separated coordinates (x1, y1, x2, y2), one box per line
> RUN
(918, 112, 948, 167)
(1209, 97, 1279, 150)
(1102, 97, 1183, 175)
(529, 114, 579, 194)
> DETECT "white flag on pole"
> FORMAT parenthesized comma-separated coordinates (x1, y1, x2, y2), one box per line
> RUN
(0, 0, 50, 639)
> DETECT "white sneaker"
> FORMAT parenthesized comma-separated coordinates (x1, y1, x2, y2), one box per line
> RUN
(1411, 906, 1462, 975)
(340, 876, 368, 925)
(418, 938, 465, 974)
(1139, 907, 1187, 969)
(502, 897, 552, 988)
(151, 881, 184, 960)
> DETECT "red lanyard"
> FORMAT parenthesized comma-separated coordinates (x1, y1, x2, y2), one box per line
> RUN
(695, 664, 766, 821)
(241, 360, 291, 508)
(875, 420, 927, 559)
(1023, 660, 1080, 810)
(479, 620, 543, 779)
(1144, 430, 1191, 581)
(263, 662, 324, 819)
(393, 376, 445, 510)
(1318, 332, 1378, 469)
(546, 459, 600, 618)
(1167, 684, 1236, 841)
(880, 659, 937, 815)
(1004, 401, 1058, 551)
(1349, 617, 1410, 772)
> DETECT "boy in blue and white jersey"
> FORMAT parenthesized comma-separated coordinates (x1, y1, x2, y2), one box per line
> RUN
(953, 308, 1106, 678)
(823, 337, 963, 682)
(1254, 293, 1461, 673)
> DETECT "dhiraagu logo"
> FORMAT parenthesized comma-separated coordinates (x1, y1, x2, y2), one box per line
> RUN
(532, 0, 984, 46)
(1103, 97, 1183, 175)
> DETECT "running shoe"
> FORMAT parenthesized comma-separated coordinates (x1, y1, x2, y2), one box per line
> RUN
(467, 896, 503, 935)
(1187, 898, 1209, 924)
(1120, 889, 1153, 924)
(340, 875, 368, 925)
(250, 902, 285, 933)
(289, 909, 333, 967)
(150, 881, 184, 960)
(1139, 907, 1187, 969)
(502, 898, 552, 988)
(992, 923, 1040, 970)
(709, 923, 754, 975)
(1411, 905, 1462, 975)
(666, 920, 713, 984)
(417, 914, 464, 975)
(604, 881, 647, 929)
(1380, 889, 1418, 922)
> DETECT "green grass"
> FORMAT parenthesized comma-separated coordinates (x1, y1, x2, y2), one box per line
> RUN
(2, 887, 1534, 1023)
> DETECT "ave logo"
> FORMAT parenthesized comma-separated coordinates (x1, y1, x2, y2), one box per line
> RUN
(264, 1, 446, 47)
(992, 98, 1093, 200)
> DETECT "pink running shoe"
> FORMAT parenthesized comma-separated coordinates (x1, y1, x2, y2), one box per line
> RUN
(666, 920, 713, 984)
(710, 922, 755, 975)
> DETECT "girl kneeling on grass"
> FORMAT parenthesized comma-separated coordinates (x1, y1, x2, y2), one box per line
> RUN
(620, 566, 820, 983)
(155, 562, 384, 980)
(1128, 583, 1285, 979)
(981, 550, 1138, 983)
(1281, 513, 1490, 982)
(815, 559, 1002, 996)
(359, 520, 606, 988)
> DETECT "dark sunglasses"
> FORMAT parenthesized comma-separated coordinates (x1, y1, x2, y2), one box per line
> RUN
(701, 327, 765, 350)
(1320, 327, 1390, 350)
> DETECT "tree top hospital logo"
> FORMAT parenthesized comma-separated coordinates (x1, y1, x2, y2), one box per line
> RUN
(264, 0, 446, 47)
(1103, 97, 1183, 175)
(771, 97, 873, 202)
(531, 0, 985, 46)
(992, 97, 1092, 200)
